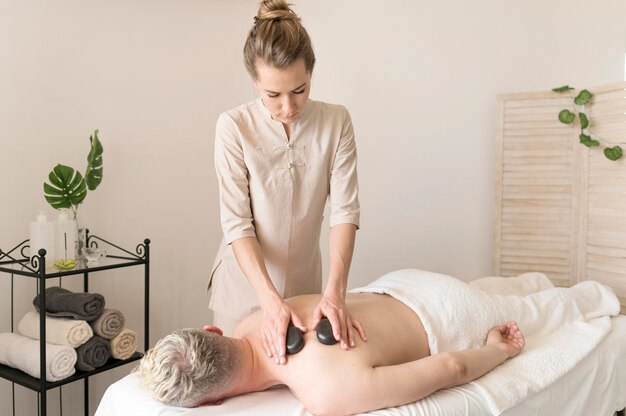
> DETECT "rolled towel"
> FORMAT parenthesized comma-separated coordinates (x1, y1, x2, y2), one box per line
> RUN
(91, 309, 125, 340)
(18, 310, 93, 348)
(110, 329, 138, 360)
(75, 335, 111, 372)
(0, 332, 77, 381)
(33, 286, 105, 322)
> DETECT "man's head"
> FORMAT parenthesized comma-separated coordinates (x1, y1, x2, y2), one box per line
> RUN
(134, 327, 236, 407)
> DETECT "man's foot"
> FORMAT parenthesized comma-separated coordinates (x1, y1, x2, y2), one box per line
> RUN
(486, 320, 525, 358)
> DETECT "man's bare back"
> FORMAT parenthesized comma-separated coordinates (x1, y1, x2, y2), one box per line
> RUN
(137, 270, 524, 415)
(233, 292, 522, 415)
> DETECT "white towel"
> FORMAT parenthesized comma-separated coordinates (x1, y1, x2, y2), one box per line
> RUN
(469, 272, 554, 296)
(351, 269, 620, 415)
(18, 310, 93, 348)
(110, 329, 137, 360)
(0, 332, 77, 381)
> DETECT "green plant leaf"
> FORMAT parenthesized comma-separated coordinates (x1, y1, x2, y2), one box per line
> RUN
(574, 89, 592, 105)
(43, 164, 87, 209)
(85, 129, 103, 191)
(558, 109, 576, 124)
(579, 134, 600, 147)
(579, 112, 589, 129)
(604, 146, 623, 161)
(552, 85, 574, 92)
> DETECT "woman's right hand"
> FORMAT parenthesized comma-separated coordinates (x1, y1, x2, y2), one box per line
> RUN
(261, 294, 307, 365)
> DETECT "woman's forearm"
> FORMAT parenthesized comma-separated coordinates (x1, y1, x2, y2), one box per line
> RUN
(231, 236, 281, 306)
(325, 224, 357, 297)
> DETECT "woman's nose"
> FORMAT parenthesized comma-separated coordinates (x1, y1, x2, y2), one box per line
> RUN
(282, 96, 296, 114)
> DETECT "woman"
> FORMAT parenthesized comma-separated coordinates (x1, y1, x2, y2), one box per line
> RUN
(209, 0, 365, 365)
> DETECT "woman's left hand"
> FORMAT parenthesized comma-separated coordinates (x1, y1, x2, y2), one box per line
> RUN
(311, 293, 367, 350)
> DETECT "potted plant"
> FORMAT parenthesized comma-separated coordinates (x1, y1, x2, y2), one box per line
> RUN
(43, 129, 103, 267)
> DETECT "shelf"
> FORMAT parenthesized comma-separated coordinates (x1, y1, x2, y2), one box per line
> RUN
(1, 234, 150, 415)
(0, 352, 143, 391)
(0, 255, 147, 279)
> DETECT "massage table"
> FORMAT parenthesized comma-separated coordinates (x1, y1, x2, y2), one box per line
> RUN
(95, 313, 626, 416)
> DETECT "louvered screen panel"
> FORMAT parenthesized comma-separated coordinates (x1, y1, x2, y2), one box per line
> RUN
(495, 93, 578, 286)
(495, 82, 626, 313)
(583, 83, 626, 311)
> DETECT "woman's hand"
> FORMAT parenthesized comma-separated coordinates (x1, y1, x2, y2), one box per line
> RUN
(311, 293, 367, 350)
(260, 294, 307, 365)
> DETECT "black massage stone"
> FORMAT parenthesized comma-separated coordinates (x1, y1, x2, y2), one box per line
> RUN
(316, 318, 337, 345)
(286, 326, 304, 355)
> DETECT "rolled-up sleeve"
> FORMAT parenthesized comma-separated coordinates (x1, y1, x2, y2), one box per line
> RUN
(329, 109, 360, 229)
(214, 113, 257, 244)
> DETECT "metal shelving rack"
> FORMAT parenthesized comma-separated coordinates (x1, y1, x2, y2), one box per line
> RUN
(0, 231, 150, 416)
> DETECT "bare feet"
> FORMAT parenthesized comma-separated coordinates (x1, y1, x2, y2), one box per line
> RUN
(486, 321, 525, 358)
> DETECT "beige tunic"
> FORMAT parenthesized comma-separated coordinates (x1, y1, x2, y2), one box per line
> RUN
(209, 98, 360, 320)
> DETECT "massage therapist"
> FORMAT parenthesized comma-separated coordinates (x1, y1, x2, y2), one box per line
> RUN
(208, 0, 366, 365)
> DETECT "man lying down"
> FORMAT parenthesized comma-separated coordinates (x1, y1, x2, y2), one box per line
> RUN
(135, 269, 619, 416)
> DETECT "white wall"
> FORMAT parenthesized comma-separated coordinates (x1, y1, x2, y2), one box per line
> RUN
(1, 0, 624, 414)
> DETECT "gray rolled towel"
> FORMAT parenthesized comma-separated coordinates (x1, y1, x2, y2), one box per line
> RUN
(91, 308, 125, 339)
(33, 286, 105, 322)
(75, 335, 111, 372)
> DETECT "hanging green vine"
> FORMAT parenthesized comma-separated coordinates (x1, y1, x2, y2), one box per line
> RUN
(553, 85, 623, 161)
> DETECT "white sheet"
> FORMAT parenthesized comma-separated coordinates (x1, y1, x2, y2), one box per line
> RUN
(95, 314, 626, 416)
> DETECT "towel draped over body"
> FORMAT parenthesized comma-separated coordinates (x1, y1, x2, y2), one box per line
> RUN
(350, 269, 620, 415)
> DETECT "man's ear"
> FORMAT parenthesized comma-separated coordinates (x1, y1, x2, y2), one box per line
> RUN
(202, 325, 223, 336)
(197, 398, 223, 407)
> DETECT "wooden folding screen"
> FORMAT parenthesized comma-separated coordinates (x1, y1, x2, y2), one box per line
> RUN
(494, 82, 626, 313)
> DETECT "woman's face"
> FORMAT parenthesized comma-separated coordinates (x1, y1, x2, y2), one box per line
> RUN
(254, 58, 311, 126)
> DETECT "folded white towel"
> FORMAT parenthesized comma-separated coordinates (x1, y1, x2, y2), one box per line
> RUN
(18, 310, 93, 348)
(351, 269, 620, 415)
(0, 332, 77, 381)
(110, 329, 137, 360)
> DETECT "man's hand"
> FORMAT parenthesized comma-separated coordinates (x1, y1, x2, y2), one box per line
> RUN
(260, 294, 307, 365)
(485, 320, 525, 358)
(311, 294, 367, 350)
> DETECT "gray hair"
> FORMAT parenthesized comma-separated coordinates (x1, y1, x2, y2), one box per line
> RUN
(133, 328, 236, 407)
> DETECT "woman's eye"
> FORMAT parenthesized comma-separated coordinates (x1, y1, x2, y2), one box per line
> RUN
(268, 94, 279, 99)
(293, 89, 305, 95)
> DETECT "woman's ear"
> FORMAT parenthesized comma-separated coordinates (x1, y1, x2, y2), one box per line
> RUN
(202, 325, 224, 336)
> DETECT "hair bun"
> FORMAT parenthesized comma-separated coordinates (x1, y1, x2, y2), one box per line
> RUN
(257, 0, 298, 22)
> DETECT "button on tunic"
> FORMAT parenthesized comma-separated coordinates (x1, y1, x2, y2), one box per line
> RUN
(209, 98, 360, 320)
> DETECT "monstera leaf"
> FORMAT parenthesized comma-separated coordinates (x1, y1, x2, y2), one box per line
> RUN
(85, 129, 103, 191)
(43, 164, 87, 209)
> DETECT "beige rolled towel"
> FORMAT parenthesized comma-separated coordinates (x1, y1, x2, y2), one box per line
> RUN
(18, 310, 93, 348)
(0, 332, 77, 381)
(110, 329, 137, 360)
(91, 308, 125, 340)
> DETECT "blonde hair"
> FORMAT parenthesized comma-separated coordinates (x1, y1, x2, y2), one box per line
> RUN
(133, 329, 236, 407)
(244, 0, 316, 79)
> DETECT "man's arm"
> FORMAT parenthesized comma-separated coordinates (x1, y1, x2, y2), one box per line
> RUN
(302, 322, 524, 416)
